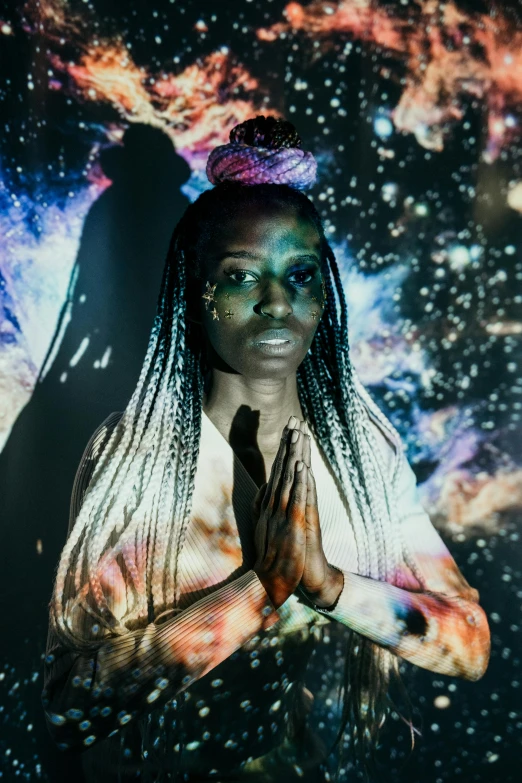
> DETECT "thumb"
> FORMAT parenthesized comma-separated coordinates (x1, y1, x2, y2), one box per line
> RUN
(252, 481, 268, 517)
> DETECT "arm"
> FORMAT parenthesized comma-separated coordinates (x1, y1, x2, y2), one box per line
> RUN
(310, 431, 490, 682)
(42, 414, 278, 753)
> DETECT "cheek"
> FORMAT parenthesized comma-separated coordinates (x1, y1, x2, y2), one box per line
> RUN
(201, 308, 244, 356)
(203, 293, 248, 323)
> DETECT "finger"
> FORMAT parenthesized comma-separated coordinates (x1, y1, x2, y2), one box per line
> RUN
(252, 482, 268, 517)
(297, 420, 310, 461)
(298, 421, 310, 473)
(264, 418, 296, 512)
(277, 427, 305, 513)
(272, 462, 307, 590)
(306, 465, 320, 528)
(303, 422, 311, 468)
(286, 461, 308, 530)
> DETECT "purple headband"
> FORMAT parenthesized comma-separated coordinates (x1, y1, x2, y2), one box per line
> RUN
(206, 142, 317, 191)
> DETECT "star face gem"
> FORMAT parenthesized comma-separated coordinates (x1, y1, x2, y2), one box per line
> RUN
(310, 310, 318, 320)
(224, 310, 233, 319)
(202, 281, 218, 310)
(211, 308, 220, 320)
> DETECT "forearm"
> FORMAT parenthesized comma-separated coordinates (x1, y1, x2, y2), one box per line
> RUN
(312, 569, 490, 681)
(43, 570, 278, 751)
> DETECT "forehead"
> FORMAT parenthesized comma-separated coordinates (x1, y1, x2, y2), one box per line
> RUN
(206, 206, 321, 256)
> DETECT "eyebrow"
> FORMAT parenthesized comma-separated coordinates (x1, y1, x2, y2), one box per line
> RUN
(215, 250, 321, 265)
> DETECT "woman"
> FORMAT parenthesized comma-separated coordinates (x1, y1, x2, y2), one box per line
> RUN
(42, 116, 490, 783)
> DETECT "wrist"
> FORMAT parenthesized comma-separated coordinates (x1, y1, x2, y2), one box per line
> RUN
(305, 565, 344, 610)
(253, 569, 288, 611)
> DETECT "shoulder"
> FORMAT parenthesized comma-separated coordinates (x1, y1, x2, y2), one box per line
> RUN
(72, 411, 124, 479)
(69, 411, 125, 532)
(77, 409, 125, 487)
(85, 410, 125, 462)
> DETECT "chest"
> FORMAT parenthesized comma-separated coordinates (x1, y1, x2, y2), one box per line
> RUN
(174, 435, 358, 597)
(232, 446, 279, 489)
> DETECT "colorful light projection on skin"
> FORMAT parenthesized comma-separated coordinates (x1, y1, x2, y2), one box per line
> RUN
(42, 409, 490, 758)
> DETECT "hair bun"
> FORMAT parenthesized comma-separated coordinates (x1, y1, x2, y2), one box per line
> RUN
(206, 115, 317, 191)
(229, 115, 302, 149)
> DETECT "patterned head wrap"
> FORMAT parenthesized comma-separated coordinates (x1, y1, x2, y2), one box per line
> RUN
(206, 115, 317, 191)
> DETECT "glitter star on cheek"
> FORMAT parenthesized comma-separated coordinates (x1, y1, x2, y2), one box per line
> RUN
(212, 308, 220, 320)
(202, 282, 218, 309)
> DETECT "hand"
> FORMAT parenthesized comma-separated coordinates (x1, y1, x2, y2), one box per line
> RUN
(252, 417, 308, 610)
(296, 421, 331, 597)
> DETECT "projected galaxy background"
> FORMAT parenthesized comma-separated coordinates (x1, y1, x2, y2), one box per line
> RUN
(0, 0, 521, 781)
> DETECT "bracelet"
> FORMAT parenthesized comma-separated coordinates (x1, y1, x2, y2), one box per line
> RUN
(303, 565, 344, 613)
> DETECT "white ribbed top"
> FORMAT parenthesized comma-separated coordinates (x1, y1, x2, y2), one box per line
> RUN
(42, 405, 489, 781)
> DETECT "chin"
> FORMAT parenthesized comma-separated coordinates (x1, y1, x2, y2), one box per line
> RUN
(238, 357, 308, 380)
(209, 338, 312, 378)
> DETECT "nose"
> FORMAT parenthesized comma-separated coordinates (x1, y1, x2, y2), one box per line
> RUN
(255, 279, 293, 318)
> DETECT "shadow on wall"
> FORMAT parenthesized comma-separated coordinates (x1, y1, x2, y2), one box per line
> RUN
(0, 124, 191, 782)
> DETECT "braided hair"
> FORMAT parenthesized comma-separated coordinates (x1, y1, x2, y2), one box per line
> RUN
(49, 116, 424, 781)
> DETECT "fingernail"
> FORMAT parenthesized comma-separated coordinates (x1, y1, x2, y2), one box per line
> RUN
(288, 415, 298, 428)
(296, 460, 304, 472)
(291, 429, 300, 443)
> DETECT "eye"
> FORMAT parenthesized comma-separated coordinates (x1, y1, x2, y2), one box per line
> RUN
(227, 270, 257, 284)
(226, 269, 315, 286)
(291, 270, 313, 285)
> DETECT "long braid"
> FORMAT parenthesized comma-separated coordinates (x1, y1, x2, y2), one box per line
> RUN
(328, 249, 390, 580)
(172, 347, 204, 609)
(51, 228, 182, 647)
(83, 262, 176, 621)
(148, 269, 184, 617)
(87, 258, 174, 624)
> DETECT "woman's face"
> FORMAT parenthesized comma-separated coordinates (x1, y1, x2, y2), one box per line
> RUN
(194, 205, 325, 380)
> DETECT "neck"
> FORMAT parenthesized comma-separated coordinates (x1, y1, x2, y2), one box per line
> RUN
(202, 369, 305, 456)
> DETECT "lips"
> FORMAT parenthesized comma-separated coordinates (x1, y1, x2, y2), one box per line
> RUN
(252, 327, 298, 357)
(253, 328, 295, 344)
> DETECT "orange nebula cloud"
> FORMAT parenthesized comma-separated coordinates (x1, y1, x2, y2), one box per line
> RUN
(25, 0, 280, 170)
(258, 0, 522, 160)
(49, 41, 280, 169)
(25, 0, 281, 168)
(58, 43, 156, 122)
(432, 468, 522, 533)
